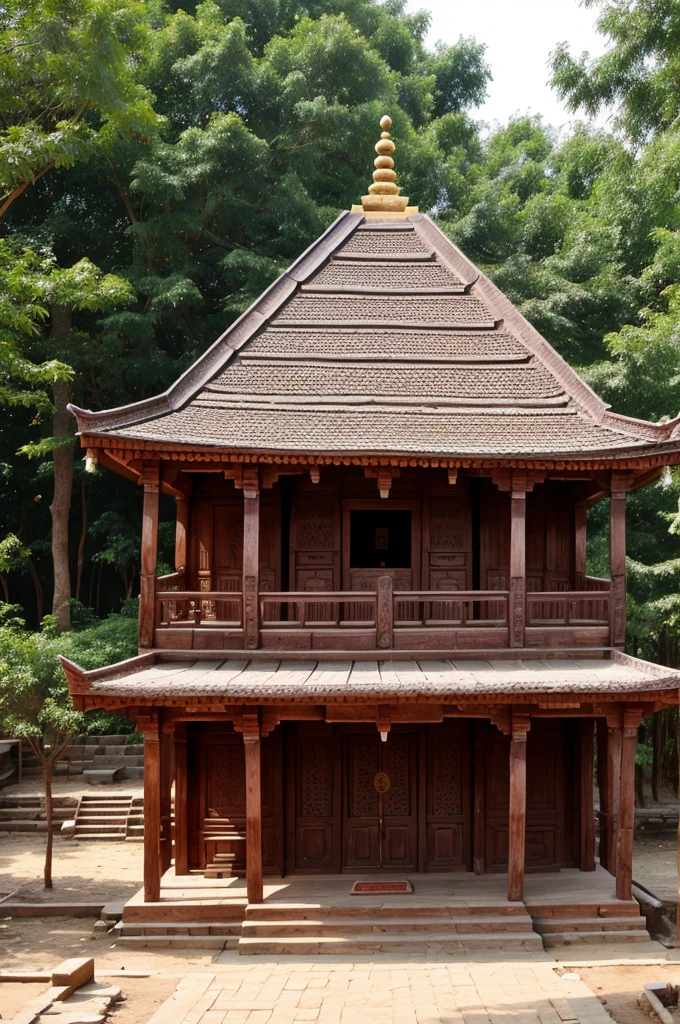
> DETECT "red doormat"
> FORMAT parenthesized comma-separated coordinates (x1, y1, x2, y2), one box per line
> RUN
(351, 881, 413, 894)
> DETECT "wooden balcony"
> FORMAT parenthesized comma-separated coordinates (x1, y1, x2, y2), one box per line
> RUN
(154, 575, 612, 653)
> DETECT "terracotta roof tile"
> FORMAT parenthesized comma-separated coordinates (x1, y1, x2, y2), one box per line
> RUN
(275, 293, 494, 325)
(245, 328, 529, 362)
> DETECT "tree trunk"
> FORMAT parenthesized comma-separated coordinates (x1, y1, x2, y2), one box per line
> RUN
(49, 304, 75, 632)
(75, 477, 87, 602)
(44, 755, 53, 889)
(0, 572, 8, 602)
(28, 559, 43, 621)
(652, 712, 663, 803)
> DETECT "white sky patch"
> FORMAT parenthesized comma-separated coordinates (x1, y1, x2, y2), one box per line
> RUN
(409, 0, 612, 132)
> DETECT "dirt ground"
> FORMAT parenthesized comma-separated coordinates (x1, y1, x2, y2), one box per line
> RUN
(578, 965, 680, 1024)
(0, 972, 176, 1023)
(634, 835, 678, 904)
(0, 833, 143, 904)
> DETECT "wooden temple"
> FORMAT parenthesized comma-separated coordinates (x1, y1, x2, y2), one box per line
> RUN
(61, 117, 680, 942)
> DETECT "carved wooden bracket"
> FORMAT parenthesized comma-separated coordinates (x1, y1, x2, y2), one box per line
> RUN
(511, 708, 531, 741)
(136, 711, 159, 735)
(364, 466, 400, 498)
(259, 465, 305, 489)
(489, 707, 511, 734)
(491, 468, 545, 493)
(139, 461, 160, 492)
(447, 469, 458, 486)
(377, 704, 391, 741)
(225, 465, 259, 496)
(611, 470, 635, 497)
(310, 467, 321, 484)
(234, 707, 260, 743)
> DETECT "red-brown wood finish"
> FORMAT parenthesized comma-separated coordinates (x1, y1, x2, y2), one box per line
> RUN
(616, 710, 641, 900)
(174, 723, 189, 875)
(508, 724, 528, 901)
(580, 719, 596, 871)
(140, 715, 161, 903)
(139, 470, 159, 649)
(243, 712, 263, 902)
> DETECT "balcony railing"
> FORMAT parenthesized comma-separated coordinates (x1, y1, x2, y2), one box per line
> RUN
(153, 579, 612, 651)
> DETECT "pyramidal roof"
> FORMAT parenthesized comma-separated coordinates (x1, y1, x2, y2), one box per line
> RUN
(70, 121, 680, 468)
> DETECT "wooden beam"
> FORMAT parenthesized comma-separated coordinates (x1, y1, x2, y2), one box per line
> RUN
(510, 478, 526, 648)
(610, 474, 628, 648)
(580, 719, 596, 871)
(243, 711, 263, 903)
(508, 710, 529, 901)
(243, 470, 260, 651)
(575, 501, 587, 589)
(139, 465, 160, 649)
(596, 718, 609, 870)
(159, 719, 173, 875)
(173, 723, 189, 875)
(605, 717, 622, 876)
(616, 709, 642, 900)
(138, 714, 161, 903)
(175, 497, 188, 576)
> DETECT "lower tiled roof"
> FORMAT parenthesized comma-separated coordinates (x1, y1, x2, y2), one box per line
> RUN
(110, 404, 656, 456)
(82, 655, 680, 700)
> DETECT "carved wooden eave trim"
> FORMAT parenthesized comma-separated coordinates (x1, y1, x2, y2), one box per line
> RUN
(76, 434, 680, 481)
(59, 652, 156, 694)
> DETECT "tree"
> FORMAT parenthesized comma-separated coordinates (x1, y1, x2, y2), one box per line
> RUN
(550, 0, 680, 144)
(0, 619, 83, 887)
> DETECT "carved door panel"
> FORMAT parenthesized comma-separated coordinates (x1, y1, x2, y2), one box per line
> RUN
(342, 732, 418, 870)
(294, 725, 340, 871)
(426, 722, 472, 871)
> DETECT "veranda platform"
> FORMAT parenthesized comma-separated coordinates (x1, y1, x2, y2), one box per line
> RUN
(117, 865, 650, 953)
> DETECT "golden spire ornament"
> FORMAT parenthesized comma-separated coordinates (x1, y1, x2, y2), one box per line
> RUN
(352, 115, 418, 218)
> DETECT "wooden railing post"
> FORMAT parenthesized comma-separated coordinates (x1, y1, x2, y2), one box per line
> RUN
(138, 713, 161, 903)
(377, 575, 393, 649)
(242, 709, 263, 903)
(610, 473, 629, 648)
(242, 468, 260, 650)
(510, 474, 527, 648)
(139, 463, 160, 649)
(175, 496, 188, 579)
(617, 707, 642, 900)
(508, 709, 529, 901)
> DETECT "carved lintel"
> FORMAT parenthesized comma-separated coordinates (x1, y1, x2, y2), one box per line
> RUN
(377, 704, 391, 739)
(537, 698, 581, 710)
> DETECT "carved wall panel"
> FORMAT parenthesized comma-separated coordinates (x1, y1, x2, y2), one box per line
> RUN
(206, 743, 245, 817)
(382, 734, 410, 817)
(300, 736, 333, 818)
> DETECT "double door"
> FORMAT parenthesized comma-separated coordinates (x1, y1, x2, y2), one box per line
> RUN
(343, 732, 418, 870)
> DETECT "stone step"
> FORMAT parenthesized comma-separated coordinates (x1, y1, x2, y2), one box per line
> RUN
(238, 932, 544, 955)
(75, 822, 126, 832)
(240, 915, 537, 938)
(0, 808, 42, 820)
(0, 796, 42, 807)
(534, 916, 647, 934)
(93, 755, 144, 766)
(542, 929, 651, 947)
(121, 922, 241, 937)
(84, 768, 125, 783)
(80, 793, 135, 800)
(244, 902, 528, 921)
(125, 767, 144, 779)
(117, 934, 235, 949)
(77, 815, 129, 825)
(75, 832, 127, 840)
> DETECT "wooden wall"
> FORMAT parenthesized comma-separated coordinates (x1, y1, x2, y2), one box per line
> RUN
(185, 470, 580, 601)
(183, 718, 594, 877)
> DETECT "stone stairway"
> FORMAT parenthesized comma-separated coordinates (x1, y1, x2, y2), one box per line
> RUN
(20, 735, 144, 780)
(529, 898, 650, 946)
(0, 794, 77, 831)
(72, 793, 143, 840)
(238, 902, 543, 955)
(115, 903, 243, 950)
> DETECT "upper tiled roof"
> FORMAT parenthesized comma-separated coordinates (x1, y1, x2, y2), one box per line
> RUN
(69, 212, 680, 462)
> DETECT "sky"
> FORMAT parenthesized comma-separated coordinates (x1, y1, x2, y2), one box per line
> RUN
(408, 0, 610, 132)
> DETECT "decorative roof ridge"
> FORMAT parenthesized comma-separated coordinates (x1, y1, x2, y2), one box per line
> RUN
(412, 216, 612, 425)
(603, 409, 680, 441)
(68, 210, 363, 434)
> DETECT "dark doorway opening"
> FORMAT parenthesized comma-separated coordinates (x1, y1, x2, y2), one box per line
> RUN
(349, 510, 412, 569)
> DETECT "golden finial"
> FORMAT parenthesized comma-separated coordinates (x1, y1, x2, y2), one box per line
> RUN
(352, 115, 418, 218)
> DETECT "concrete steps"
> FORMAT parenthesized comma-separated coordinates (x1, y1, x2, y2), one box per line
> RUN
(73, 794, 133, 840)
(115, 920, 241, 949)
(237, 903, 542, 955)
(0, 795, 77, 831)
(529, 900, 650, 946)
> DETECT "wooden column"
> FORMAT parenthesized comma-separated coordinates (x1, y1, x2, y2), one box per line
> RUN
(508, 710, 529, 901)
(575, 501, 587, 589)
(243, 710, 263, 903)
(580, 719, 596, 871)
(616, 708, 642, 900)
(139, 714, 161, 903)
(173, 723, 189, 875)
(139, 464, 160, 649)
(605, 715, 623, 876)
(610, 474, 629, 648)
(473, 721, 486, 875)
(175, 496, 188, 578)
(509, 479, 527, 648)
(159, 718, 174, 875)
(596, 718, 609, 870)
(242, 469, 260, 651)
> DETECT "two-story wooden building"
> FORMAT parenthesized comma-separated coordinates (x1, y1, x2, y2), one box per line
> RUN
(61, 118, 680, 952)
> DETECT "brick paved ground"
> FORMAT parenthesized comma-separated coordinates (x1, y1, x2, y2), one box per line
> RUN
(147, 957, 614, 1024)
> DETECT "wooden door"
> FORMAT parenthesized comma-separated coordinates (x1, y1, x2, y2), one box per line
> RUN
(343, 732, 418, 870)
